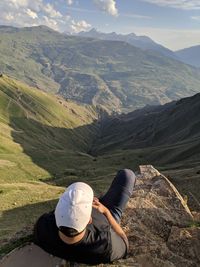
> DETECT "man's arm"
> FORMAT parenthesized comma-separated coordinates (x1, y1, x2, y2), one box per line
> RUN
(92, 198, 129, 249)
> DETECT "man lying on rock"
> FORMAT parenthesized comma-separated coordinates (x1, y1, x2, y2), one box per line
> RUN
(34, 169, 136, 265)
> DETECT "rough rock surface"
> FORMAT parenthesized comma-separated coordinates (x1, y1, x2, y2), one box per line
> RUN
(115, 165, 200, 267)
(1, 165, 200, 267)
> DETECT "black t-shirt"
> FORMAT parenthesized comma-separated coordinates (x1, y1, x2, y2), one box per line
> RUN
(34, 208, 127, 265)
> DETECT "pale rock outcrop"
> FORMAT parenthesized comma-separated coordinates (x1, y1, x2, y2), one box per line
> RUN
(115, 165, 199, 267)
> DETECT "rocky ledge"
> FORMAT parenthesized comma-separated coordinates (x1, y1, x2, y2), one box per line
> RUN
(117, 165, 200, 267)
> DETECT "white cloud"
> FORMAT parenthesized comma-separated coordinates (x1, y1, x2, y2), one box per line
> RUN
(26, 8, 38, 19)
(70, 19, 91, 33)
(43, 3, 62, 18)
(9, 0, 29, 7)
(141, 0, 200, 10)
(191, 16, 200, 21)
(121, 13, 152, 19)
(66, 0, 73, 5)
(5, 13, 15, 21)
(65, 6, 98, 14)
(93, 0, 118, 16)
(0, 0, 72, 31)
(43, 16, 58, 28)
(0, 1, 93, 33)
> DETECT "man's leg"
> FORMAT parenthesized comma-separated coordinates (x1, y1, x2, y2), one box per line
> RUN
(100, 169, 136, 223)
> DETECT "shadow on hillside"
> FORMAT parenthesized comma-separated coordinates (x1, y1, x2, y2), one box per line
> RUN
(0, 199, 58, 254)
(9, 116, 143, 189)
(9, 116, 100, 182)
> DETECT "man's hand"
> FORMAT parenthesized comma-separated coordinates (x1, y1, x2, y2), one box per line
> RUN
(92, 197, 129, 251)
(92, 197, 108, 214)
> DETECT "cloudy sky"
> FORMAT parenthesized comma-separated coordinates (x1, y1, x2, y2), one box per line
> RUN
(0, 0, 200, 50)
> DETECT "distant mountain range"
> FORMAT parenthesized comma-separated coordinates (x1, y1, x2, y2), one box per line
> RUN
(75, 28, 200, 68)
(0, 25, 200, 112)
(75, 28, 176, 59)
(175, 45, 200, 68)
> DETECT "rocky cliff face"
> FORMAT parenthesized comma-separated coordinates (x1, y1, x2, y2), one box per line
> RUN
(1, 166, 200, 267)
(117, 165, 200, 267)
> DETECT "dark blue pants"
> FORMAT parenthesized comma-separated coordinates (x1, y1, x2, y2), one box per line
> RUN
(100, 169, 136, 223)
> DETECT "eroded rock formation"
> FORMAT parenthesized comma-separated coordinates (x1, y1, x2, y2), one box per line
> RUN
(117, 165, 200, 267)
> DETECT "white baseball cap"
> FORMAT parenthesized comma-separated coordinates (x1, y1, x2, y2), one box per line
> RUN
(55, 182, 94, 233)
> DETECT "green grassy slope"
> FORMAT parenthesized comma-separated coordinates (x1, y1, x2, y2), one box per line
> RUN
(1, 25, 200, 112)
(0, 75, 98, 241)
(94, 93, 200, 155)
(0, 74, 99, 177)
(93, 93, 200, 174)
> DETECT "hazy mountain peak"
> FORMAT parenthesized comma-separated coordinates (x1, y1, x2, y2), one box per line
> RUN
(127, 32, 136, 37)
(76, 28, 175, 58)
(0, 25, 19, 33)
(89, 27, 99, 33)
(175, 45, 200, 68)
(24, 25, 57, 33)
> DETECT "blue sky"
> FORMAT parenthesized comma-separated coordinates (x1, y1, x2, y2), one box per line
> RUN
(0, 0, 200, 50)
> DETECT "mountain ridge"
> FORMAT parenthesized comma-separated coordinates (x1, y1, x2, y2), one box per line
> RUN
(93, 92, 200, 155)
(1, 25, 200, 112)
(75, 28, 176, 58)
(175, 45, 200, 68)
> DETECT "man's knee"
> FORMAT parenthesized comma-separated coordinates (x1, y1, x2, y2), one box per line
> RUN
(117, 169, 136, 187)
